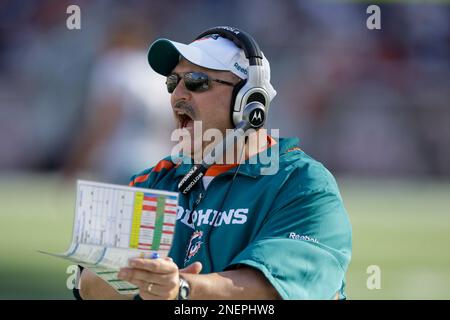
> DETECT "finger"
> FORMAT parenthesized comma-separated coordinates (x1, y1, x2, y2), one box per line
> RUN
(129, 258, 178, 274)
(126, 278, 166, 300)
(139, 287, 171, 300)
(128, 279, 173, 300)
(118, 268, 174, 286)
(139, 283, 173, 300)
(180, 261, 202, 274)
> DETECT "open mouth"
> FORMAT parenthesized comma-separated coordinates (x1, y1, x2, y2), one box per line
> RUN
(177, 113, 194, 129)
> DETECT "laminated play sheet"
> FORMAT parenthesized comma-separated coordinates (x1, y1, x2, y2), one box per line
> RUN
(40, 180, 179, 294)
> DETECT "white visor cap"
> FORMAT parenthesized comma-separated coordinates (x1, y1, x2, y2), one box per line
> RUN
(148, 35, 276, 102)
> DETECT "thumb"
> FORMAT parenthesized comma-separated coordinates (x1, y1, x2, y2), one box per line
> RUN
(180, 261, 203, 274)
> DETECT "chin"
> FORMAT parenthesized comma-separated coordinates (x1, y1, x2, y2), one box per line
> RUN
(176, 133, 202, 162)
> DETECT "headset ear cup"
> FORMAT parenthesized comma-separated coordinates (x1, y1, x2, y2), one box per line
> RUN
(230, 80, 247, 127)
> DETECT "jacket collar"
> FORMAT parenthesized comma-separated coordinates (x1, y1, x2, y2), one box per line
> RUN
(171, 137, 300, 179)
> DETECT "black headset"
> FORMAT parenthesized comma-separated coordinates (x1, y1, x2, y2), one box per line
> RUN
(178, 26, 271, 195)
(194, 26, 271, 129)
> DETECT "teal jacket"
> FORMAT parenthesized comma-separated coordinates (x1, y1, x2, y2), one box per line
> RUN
(129, 137, 352, 299)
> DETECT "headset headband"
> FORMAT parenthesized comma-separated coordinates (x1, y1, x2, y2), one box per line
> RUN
(194, 26, 263, 66)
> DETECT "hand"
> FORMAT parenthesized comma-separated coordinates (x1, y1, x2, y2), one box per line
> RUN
(118, 257, 202, 300)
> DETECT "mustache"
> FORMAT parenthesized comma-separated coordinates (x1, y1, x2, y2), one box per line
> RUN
(173, 101, 196, 119)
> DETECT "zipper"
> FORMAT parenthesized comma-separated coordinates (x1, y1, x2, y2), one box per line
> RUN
(192, 173, 229, 208)
(194, 191, 204, 206)
(187, 165, 257, 212)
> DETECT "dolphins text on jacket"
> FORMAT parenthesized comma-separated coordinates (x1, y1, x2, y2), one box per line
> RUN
(176, 206, 249, 229)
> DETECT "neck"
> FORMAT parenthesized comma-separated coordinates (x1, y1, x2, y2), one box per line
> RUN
(199, 128, 268, 165)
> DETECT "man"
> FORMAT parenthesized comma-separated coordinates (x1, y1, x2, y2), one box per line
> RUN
(77, 27, 352, 300)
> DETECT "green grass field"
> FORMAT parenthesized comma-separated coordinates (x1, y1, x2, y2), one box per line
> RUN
(0, 174, 449, 299)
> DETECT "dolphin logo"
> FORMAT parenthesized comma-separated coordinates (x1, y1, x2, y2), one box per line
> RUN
(184, 230, 203, 264)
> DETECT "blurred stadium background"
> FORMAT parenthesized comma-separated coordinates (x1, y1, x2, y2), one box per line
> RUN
(0, 0, 449, 299)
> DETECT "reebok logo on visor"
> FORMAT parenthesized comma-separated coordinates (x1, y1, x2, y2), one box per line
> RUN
(234, 62, 248, 76)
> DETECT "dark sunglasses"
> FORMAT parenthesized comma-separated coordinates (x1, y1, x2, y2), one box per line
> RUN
(166, 72, 237, 94)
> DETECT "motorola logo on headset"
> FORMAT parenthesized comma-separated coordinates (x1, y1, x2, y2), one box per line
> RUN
(249, 108, 265, 127)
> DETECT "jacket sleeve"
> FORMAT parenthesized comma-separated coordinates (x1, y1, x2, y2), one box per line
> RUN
(226, 186, 352, 300)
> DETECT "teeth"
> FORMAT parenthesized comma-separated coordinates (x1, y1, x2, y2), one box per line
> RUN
(176, 111, 190, 118)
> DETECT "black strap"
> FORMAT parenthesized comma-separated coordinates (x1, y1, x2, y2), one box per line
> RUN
(195, 26, 263, 66)
(72, 265, 84, 300)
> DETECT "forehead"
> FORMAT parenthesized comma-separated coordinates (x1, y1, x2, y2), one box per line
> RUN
(172, 58, 207, 73)
(172, 58, 234, 80)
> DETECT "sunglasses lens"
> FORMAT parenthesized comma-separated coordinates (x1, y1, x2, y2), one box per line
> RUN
(166, 74, 179, 93)
(166, 72, 211, 93)
(185, 72, 210, 92)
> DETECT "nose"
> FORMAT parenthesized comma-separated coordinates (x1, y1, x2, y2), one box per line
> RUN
(171, 77, 191, 103)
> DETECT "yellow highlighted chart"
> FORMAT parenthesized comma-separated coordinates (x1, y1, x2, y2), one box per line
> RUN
(129, 192, 144, 249)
